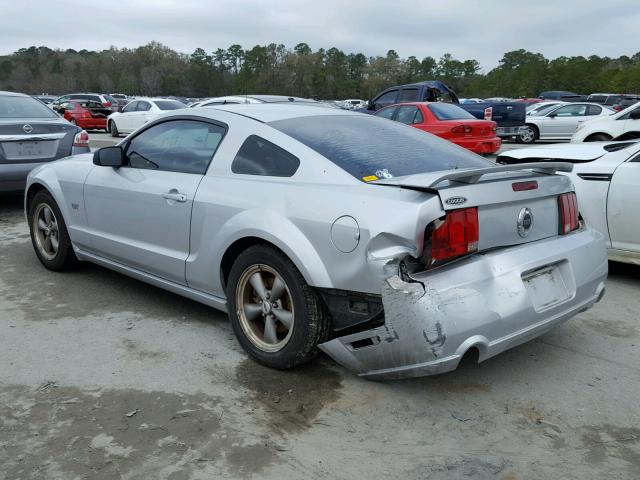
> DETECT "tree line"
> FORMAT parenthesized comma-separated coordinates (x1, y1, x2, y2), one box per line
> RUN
(1, 42, 639, 100)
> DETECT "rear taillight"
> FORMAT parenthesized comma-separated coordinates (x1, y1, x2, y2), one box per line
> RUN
(102, 101, 112, 107)
(512, 181, 538, 191)
(73, 130, 90, 148)
(451, 125, 472, 134)
(428, 207, 479, 264)
(484, 106, 493, 121)
(558, 192, 579, 234)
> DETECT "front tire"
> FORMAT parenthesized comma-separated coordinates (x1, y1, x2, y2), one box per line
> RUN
(109, 120, 119, 137)
(517, 125, 538, 144)
(226, 244, 330, 369)
(28, 190, 77, 271)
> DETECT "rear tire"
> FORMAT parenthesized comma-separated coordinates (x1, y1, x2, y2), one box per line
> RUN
(585, 133, 612, 142)
(28, 190, 78, 271)
(517, 125, 538, 144)
(226, 244, 330, 370)
(109, 120, 119, 137)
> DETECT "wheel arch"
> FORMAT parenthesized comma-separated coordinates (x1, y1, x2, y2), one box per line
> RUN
(584, 132, 613, 142)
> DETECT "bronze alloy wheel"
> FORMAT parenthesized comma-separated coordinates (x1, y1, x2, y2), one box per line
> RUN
(235, 264, 295, 352)
(32, 203, 60, 261)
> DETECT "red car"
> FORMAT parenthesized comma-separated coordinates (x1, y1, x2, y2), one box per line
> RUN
(375, 102, 501, 155)
(59, 100, 110, 131)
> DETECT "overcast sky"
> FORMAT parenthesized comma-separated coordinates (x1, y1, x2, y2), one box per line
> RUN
(1, 0, 638, 70)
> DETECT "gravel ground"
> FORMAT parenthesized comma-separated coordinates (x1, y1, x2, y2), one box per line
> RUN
(1, 184, 639, 479)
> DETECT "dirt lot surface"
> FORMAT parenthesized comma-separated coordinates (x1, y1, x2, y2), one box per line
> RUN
(1, 193, 639, 479)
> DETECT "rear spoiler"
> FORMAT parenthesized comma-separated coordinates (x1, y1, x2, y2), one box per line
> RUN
(425, 162, 573, 187)
(372, 162, 574, 192)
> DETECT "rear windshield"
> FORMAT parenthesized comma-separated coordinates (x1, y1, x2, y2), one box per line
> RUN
(269, 115, 490, 180)
(428, 103, 476, 120)
(155, 100, 187, 110)
(0, 95, 58, 119)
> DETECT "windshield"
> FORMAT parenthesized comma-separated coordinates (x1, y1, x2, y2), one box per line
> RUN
(155, 100, 187, 110)
(428, 103, 476, 120)
(0, 95, 58, 119)
(269, 115, 491, 181)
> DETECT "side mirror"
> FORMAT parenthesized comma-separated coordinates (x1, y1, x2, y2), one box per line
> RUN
(629, 109, 640, 120)
(93, 146, 125, 167)
(548, 112, 557, 118)
(367, 100, 375, 111)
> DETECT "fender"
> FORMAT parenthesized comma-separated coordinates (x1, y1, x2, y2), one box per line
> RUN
(186, 208, 333, 297)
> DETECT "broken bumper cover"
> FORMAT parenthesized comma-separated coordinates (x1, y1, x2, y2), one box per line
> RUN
(320, 228, 607, 380)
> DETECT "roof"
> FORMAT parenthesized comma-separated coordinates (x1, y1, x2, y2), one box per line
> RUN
(191, 103, 357, 123)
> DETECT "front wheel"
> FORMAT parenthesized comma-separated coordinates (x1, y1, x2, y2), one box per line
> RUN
(28, 190, 77, 271)
(226, 245, 330, 369)
(517, 125, 537, 144)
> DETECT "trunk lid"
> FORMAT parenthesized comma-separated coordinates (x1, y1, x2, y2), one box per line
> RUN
(0, 119, 78, 164)
(374, 162, 574, 251)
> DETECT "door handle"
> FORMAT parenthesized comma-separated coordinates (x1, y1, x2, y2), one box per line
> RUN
(162, 190, 187, 203)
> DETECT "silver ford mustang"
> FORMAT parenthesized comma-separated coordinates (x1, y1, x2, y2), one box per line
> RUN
(24, 105, 608, 379)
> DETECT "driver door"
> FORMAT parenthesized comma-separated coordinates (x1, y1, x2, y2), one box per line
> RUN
(83, 119, 226, 284)
(607, 154, 640, 253)
(543, 104, 587, 139)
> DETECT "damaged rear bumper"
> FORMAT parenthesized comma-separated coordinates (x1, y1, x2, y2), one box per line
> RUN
(319, 228, 607, 380)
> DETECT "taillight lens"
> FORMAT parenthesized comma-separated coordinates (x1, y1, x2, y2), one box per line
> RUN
(451, 125, 473, 134)
(102, 101, 112, 107)
(73, 130, 90, 148)
(428, 207, 479, 264)
(558, 192, 579, 234)
(484, 107, 493, 121)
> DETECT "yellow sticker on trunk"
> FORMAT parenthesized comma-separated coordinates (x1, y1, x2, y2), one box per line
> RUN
(363, 175, 379, 182)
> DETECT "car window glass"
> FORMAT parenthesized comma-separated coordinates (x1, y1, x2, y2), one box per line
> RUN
(396, 105, 420, 124)
(154, 100, 187, 110)
(586, 105, 602, 116)
(123, 101, 138, 113)
(373, 90, 397, 109)
(398, 89, 419, 103)
(125, 120, 226, 174)
(375, 106, 397, 120)
(0, 95, 59, 118)
(414, 109, 424, 124)
(270, 115, 491, 180)
(231, 135, 300, 177)
(137, 102, 151, 112)
(553, 105, 587, 117)
(428, 103, 476, 120)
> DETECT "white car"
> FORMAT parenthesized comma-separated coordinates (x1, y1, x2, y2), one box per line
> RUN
(498, 141, 640, 265)
(107, 98, 186, 137)
(518, 102, 613, 144)
(571, 101, 640, 142)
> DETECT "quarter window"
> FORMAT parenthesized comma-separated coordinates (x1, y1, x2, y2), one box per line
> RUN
(232, 135, 300, 177)
(586, 105, 603, 116)
(124, 120, 226, 174)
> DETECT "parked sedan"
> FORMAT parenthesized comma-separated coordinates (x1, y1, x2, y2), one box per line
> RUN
(571, 101, 640, 142)
(59, 100, 110, 131)
(498, 141, 640, 265)
(375, 102, 501, 154)
(0, 91, 90, 192)
(25, 105, 607, 379)
(107, 98, 186, 136)
(518, 102, 612, 143)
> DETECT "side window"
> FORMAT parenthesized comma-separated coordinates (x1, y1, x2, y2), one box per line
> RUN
(137, 102, 151, 112)
(122, 101, 138, 113)
(373, 90, 398, 110)
(398, 88, 419, 103)
(396, 105, 421, 124)
(125, 120, 226, 175)
(375, 106, 397, 120)
(553, 105, 587, 117)
(232, 135, 300, 177)
(586, 105, 602, 116)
